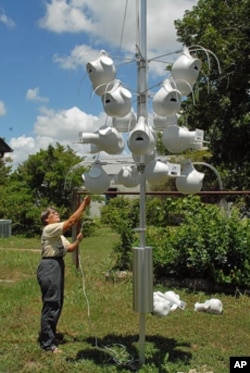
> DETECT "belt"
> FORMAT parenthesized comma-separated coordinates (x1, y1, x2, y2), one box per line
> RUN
(42, 256, 64, 260)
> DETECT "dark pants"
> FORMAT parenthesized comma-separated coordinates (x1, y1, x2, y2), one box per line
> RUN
(37, 257, 65, 350)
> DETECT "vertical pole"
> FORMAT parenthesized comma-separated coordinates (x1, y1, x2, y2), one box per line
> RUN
(135, 0, 152, 366)
(137, 0, 148, 120)
(138, 164, 146, 366)
(72, 188, 80, 269)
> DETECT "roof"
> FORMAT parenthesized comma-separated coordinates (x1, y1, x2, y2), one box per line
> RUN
(0, 138, 13, 157)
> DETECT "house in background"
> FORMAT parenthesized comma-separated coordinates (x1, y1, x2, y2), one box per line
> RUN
(0, 138, 13, 158)
(0, 138, 13, 236)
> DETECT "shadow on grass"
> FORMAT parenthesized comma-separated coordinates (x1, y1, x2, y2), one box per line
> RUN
(66, 334, 192, 372)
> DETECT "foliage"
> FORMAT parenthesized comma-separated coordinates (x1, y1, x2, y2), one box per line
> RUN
(0, 157, 12, 184)
(80, 215, 98, 238)
(101, 196, 250, 288)
(11, 143, 85, 209)
(146, 195, 203, 226)
(0, 143, 90, 237)
(101, 197, 139, 231)
(150, 206, 250, 288)
(173, 0, 250, 191)
(101, 197, 139, 270)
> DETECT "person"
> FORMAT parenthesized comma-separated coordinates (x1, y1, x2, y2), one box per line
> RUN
(37, 195, 91, 353)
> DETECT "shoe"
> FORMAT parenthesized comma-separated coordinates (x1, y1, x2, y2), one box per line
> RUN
(54, 338, 65, 346)
(54, 333, 65, 345)
(55, 332, 64, 341)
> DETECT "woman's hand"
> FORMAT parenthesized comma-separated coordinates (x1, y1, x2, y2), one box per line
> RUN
(76, 232, 83, 243)
(82, 195, 91, 208)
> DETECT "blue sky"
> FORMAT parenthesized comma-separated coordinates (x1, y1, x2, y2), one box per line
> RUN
(0, 0, 197, 169)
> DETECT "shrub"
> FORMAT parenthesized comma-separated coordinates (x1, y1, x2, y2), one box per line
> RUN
(101, 196, 139, 230)
(101, 196, 250, 288)
(101, 197, 139, 270)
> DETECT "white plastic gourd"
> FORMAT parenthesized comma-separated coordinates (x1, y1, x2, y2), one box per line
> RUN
(79, 126, 124, 155)
(171, 47, 202, 96)
(152, 78, 182, 117)
(145, 160, 169, 185)
(175, 160, 204, 195)
(102, 80, 132, 117)
(127, 116, 156, 155)
(194, 298, 223, 315)
(82, 161, 110, 193)
(115, 165, 140, 188)
(162, 125, 204, 153)
(86, 50, 116, 96)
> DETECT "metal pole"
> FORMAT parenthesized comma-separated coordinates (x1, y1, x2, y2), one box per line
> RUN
(137, 0, 148, 119)
(138, 0, 147, 365)
(72, 187, 80, 269)
(135, 0, 152, 366)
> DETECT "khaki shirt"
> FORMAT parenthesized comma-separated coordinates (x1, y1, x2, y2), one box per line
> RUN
(41, 222, 70, 257)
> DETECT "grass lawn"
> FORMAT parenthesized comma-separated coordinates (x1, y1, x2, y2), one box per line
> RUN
(0, 227, 249, 373)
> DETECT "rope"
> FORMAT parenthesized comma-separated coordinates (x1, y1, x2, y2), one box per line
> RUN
(118, 0, 129, 56)
(77, 224, 137, 367)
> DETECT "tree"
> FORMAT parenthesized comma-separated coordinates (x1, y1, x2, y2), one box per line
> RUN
(0, 157, 12, 186)
(0, 179, 41, 236)
(12, 143, 85, 208)
(174, 0, 250, 191)
(0, 144, 87, 236)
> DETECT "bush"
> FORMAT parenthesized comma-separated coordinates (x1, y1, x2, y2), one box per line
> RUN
(174, 210, 247, 282)
(101, 197, 139, 270)
(101, 196, 139, 230)
(101, 196, 250, 288)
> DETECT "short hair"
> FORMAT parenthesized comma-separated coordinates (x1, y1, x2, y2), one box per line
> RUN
(40, 207, 57, 226)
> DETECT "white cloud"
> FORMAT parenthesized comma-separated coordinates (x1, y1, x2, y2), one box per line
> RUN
(0, 10, 15, 28)
(8, 106, 104, 169)
(53, 44, 99, 70)
(38, 0, 94, 33)
(39, 0, 196, 55)
(33, 106, 100, 140)
(47, 0, 196, 78)
(26, 87, 49, 103)
(8, 135, 72, 170)
(0, 100, 6, 116)
(9, 135, 38, 168)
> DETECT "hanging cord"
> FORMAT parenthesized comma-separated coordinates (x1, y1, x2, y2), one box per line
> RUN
(77, 221, 137, 367)
(118, 0, 129, 56)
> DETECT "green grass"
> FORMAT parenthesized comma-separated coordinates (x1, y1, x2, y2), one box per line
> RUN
(0, 228, 250, 373)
